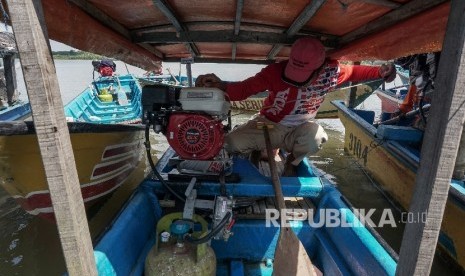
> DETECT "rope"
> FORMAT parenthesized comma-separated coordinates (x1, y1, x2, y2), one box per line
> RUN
(232, 78, 383, 114)
(354, 161, 404, 214)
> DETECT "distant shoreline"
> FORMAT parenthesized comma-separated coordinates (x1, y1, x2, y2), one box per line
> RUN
(52, 51, 104, 60)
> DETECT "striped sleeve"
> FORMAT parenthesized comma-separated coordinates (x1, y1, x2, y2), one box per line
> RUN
(337, 64, 382, 85)
(225, 64, 277, 101)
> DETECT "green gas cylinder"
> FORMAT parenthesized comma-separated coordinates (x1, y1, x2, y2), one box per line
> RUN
(145, 212, 216, 276)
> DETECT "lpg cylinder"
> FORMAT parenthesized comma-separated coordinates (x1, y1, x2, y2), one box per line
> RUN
(145, 213, 216, 276)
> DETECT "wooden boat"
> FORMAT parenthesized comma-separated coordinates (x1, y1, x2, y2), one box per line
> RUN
(138, 74, 179, 87)
(12, 0, 459, 274)
(332, 100, 465, 271)
(0, 74, 147, 220)
(64, 74, 142, 124)
(0, 100, 31, 121)
(231, 80, 383, 119)
(375, 87, 405, 114)
(0, 121, 146, 221)
(94, 147, 398, 275)
(138, 74, 195, 87)
(374, 65, 410, 116)
(0, 32, 30, 122)
(395, 65, 410, 83)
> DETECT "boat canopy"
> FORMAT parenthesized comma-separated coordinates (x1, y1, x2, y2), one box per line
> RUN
(4, 0, 450, 70)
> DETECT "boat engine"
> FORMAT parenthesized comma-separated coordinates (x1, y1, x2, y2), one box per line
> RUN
(142, 84, 233, 175)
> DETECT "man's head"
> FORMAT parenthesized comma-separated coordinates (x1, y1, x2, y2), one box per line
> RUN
(283, 37, 326, 86)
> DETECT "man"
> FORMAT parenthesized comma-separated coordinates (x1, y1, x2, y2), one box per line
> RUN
(196, 37, 396, 175)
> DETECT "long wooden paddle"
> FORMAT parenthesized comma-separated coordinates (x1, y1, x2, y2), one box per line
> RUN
(166, 68, 181, 86)
(259, 122, 316, 276)
(115, 76, 129, 106)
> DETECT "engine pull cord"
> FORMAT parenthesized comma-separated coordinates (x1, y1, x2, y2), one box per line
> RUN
(144, 122, 186, 202)
(185, 211, 232, 245)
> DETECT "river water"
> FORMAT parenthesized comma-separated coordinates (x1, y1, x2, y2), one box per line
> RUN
(0, 60, 457, 275)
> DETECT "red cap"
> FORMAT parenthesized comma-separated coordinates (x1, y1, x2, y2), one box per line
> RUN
(284, 37, 326, 83)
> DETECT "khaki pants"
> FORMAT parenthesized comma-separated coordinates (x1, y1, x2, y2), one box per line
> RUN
(225, 115, 328, 165)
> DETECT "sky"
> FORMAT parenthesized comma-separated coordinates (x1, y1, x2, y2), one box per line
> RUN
(47, 40, 265, 80)
(0, 24, 265, 80)
(50, 40, 75, 51)
(1, 23, 74, 52)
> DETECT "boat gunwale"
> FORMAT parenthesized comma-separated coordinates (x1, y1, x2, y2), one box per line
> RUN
(63, 74, 142, 123)
(0, 121, 145, 136)
(374, 89, 404, 104)
(331, 99, 465, 210)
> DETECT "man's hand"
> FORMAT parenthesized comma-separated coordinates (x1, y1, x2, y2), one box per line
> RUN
(195, 73, 222, 87)
(379, 63, 396, 83)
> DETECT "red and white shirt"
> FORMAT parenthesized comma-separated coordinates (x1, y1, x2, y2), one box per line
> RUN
(226, 60, 381, 126)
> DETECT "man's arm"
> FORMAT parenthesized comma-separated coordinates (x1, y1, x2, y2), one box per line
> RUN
(225, 67, 273, 101)
(337, 63, 396, 85)
(195, 64, 275, 101)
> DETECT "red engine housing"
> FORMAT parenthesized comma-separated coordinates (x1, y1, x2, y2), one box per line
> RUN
(166, 113, 225, 160)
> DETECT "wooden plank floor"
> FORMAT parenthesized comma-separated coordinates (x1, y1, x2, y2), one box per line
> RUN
(161, 153, 316, 220)
(235, 197, 315, 220)
(255, 154, 285, 176)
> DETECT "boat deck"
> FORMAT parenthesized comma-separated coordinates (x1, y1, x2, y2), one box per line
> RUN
(159, 154, 316, 220)
(234, 196, 315, 220)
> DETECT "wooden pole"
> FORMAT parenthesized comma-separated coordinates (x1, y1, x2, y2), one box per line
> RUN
(6, 0, 97, 275)
(3, 54, 18, 105)
(260, 123, 316, 276)
(346, 82, 358, 108)
(186, 63, 193, 87)
(453, 129, 465, 180)
(345, 62, 360, 108)
(396, 0, 465, 275)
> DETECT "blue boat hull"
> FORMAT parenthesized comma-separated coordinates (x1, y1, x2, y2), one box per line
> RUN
(94, 148, 397, 275)
(64, 74, 142, 124)
(0, 101, 31, 121)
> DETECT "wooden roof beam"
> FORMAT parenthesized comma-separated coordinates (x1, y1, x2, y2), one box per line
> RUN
(232, 43, 237, 60)
(232, 0, 244, 60)
(152, 0, 200, 57)
(133, 22, 339, 40)
(339, 0, 448, 46)
(164, 57, 276, 64)
(359, 0, 401, 9)
(267, 0, 327, 60)
(234, 0, 244, 36)
(133, 30, 337, 47)
(69, 0, 163, 59)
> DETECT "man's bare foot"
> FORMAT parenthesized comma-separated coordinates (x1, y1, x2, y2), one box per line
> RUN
(260, 149, 280, 161)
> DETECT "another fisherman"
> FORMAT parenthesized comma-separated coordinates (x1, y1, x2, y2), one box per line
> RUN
(196, 37, 396, 175)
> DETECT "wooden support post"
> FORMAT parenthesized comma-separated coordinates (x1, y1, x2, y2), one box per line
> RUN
(453, 129, 465, 180)
(186, 63, 193, 87)
(396, 0, 465, 275)
(3, 54, 18, 105)
(181, 57, 194, 87)
(346, 82, 358, 108)
(6, 0, 97, 275)
(345, 62, 360, 108)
